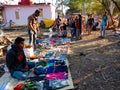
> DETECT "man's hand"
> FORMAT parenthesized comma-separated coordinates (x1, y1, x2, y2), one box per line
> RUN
(21, 65, 29, 72)
(34, 30, 37, 34)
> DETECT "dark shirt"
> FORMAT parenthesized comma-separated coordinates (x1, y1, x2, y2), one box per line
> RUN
(56, 18, 61, 26)
(88, 18, 94, 25)
(79, 16, 82, 29)
(70, 21, 76, 28)
(62, 24, 67, 30)
(6, 44, 26, 72)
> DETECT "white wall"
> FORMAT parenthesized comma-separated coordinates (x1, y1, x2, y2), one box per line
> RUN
(3, 4, 56, 26)
(50, 4, 56, 20)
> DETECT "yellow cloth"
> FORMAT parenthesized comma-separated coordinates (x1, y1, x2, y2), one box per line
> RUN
(43, 18, 55, 28)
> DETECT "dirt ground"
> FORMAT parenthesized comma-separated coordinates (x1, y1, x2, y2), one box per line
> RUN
(0, 27, 120, 90)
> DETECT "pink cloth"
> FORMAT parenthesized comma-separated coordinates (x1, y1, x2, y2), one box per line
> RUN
(50, 38, 56, 45)
(46, 72, 65, 80)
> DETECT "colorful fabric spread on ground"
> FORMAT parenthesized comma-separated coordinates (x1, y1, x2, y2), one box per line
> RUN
(0, 38, 74, 90)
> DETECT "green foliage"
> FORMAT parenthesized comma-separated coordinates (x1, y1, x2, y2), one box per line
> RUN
(97, 0, 120, 12)
(67, 0, 95, 14)
(86, 1, 104, 15)
(67, 0, 82, 13)
(111, 0, 120, 13)
(67, 0, 120, 15)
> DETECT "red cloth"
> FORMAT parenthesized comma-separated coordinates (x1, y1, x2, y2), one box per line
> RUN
(75, 19, 80, 29)
(14, 83, 24, 90)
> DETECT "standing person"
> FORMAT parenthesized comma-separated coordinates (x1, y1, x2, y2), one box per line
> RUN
(75, 15, 80, 40)
(6, 37, 35, 80)
(70, 18, 76, 39)
(27, 9, 41, 49)
(100, 12, 108, 38)
(87, 14, 94, 35)
(55, 15, 61, 34)
(78, 14, 82, 39)
(62, 22, 67, 38)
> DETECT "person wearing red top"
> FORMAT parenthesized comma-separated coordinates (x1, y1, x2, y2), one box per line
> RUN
(75, 16, 81, 40)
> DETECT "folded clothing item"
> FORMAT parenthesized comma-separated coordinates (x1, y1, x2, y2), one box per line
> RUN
(22, 81, 38, 90)
(49, 79, 69, 89)
(24, 81, 36, 87)
(46, 72, 66, 80)
(48, 59, 55, 63)
(36, 81, 44, 90)
(46, 66, 55, 74)
(55, 60, 65, 66)
(43, 80, 52, 90)
(47, 62, 54, 67)
(45, 52, 54, 59)
(14, 83, 24, 90)
(47, 59, 65, 66)
(27, 75, 46, 81)
(46, 65, 68, 74)
(47, 59, 55, 67)
(36, 61, 47, 67)
(58, 54, 68, 60)
(55, 65, 68, 73)
(34, 67, 46, 75)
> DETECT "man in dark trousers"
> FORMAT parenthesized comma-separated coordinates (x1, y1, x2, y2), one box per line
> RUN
(55, 15, 61, 34)
(75, 14, 82, 40)
(78, 14, 82, 39)
(27, 9, 41, 49)
(87, 14, 94, 35)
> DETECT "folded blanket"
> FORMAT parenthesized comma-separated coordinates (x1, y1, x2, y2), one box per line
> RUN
(49, 79, 69, 89)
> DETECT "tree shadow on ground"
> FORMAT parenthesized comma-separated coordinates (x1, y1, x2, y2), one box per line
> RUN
(69, 41, 120, 90)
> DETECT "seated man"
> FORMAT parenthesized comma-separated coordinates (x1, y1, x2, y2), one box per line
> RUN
(6, 37, 35, 80)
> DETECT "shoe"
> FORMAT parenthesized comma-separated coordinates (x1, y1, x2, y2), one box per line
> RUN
(101, 36, 105, 38)
(79, 37, 82, 40)
(99, 36, 104, 39)
(99, 36, 102, 38)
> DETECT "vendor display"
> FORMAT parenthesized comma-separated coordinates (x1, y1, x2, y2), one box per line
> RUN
(0, 37, 74, 90)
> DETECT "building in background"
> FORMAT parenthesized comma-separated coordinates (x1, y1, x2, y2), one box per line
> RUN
(0, 0, 56, 26)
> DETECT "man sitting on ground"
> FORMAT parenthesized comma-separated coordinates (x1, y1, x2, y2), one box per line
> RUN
(6, 37, 35, 80)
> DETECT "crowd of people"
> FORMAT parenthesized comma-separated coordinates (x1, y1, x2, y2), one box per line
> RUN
(5, 9, 118, 80)
(52, 12, 108, 40)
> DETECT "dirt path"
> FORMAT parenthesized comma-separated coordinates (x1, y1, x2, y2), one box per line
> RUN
(68, 31, 120, 90)
(0, 27, 120, 90)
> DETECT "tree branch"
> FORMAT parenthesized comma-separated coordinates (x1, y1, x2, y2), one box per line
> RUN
(111, 0, 120, 11)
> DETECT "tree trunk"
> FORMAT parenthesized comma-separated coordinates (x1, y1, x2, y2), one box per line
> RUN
(107, 10, 114, 29)
(118, 18, 120, 27)
(82, 2, 85, 15)
(111, 0, 120, 28)
(98, 0, 114, 27)
(111, 0, 120, 11)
